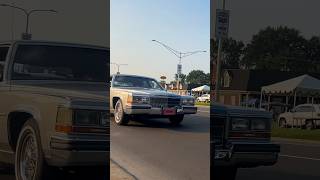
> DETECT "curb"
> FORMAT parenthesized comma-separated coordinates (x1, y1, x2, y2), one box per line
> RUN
(111, 159, 138, 180)
(272, 137, 320, 145)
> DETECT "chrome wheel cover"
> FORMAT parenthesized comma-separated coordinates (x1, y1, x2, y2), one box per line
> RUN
(18, 131, 38, 180)
(114, 101, 123, 123)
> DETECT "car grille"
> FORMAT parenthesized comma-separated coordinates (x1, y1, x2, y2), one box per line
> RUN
(150, 97, 181, 108)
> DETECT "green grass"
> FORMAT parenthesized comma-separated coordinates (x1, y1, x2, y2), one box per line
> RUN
(195, 102, 210, 106)
(272, 125, 320, 141)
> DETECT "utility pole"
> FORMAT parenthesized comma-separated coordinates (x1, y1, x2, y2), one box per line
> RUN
(214, 0, 228, 102)
(0, 3, 57, 40)
(152, 40, 206, 95)
(111, 62, 128, 74)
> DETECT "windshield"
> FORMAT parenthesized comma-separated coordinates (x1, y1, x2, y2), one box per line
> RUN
(12, 45, 109, 82)
(113, 75, 163, 90)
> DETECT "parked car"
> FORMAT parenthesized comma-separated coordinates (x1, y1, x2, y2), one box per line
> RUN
(110, 74, 197, 126)
(196, 94, 210, 102)
(278, 104, 320, 129)
(211, 103, 280, 180)
(0, 40, 109, 180)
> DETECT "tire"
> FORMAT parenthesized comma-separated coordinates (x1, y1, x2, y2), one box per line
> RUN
(15, 119, 52, 180)
(169, 115, 184, 126)
(279, 118, 287, 128)
(213, 166, 238, 180)
(305, 120, 315, 130)
(114, 99, 129, 125)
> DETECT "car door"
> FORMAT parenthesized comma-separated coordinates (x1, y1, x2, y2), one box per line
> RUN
(292, 106, 304, 126)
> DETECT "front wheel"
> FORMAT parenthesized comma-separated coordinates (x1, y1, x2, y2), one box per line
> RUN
(114, 99, 130, 125)
(15, 119, 52, 180)
(279, 118, 287, 128)
(169, 115, 184, 126)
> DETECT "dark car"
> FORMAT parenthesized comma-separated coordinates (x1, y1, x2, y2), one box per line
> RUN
(211, 103, 280, 179)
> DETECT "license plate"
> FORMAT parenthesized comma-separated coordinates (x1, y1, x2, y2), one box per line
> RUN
(163, 108, 176, 115)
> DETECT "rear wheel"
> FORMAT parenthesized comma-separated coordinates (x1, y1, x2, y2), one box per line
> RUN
(114, 99, 129, 125)
(169, 115, 184, 126)
(305, 120, 315, 130)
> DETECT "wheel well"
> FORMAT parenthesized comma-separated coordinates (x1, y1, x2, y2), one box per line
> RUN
(7, 112, 33, 151)
(112, 97, 120, 108)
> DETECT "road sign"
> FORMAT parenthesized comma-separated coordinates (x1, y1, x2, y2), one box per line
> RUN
(177, 64, 182, 75)
(215, 9, 230, 39)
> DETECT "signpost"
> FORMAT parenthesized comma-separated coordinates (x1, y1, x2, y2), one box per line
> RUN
(215, 9, 230, 39)
(214, 1, 229, 103)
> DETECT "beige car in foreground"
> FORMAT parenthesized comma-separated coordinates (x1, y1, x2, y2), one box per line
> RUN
(110, 74, 197, 126)
(0, 40, 109, 180)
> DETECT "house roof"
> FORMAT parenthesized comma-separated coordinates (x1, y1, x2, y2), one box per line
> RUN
(221, 69, 320, 92)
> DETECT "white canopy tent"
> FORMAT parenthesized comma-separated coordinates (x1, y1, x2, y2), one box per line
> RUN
(191, 85, 210, 92)
(260, 74, 320, 108)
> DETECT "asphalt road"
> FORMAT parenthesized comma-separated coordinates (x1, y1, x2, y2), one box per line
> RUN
(237, 138, 320, 180)
(111, 106, 210, 180)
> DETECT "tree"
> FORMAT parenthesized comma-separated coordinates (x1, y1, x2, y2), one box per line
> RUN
(305, 36, 320, 72)
(211, 38, 244, 69)
(242, 26, 310, 71)
(186, 70, 210, 85)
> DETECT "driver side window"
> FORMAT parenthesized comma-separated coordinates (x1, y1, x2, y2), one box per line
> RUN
(0, 46, 9, 81)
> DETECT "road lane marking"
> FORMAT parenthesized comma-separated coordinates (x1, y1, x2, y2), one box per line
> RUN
(280, 154, 320, 161)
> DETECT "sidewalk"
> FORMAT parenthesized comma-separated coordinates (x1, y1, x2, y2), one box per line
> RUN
(111, 160, 136, 180)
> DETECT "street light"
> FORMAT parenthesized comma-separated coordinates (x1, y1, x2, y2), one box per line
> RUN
(0, 3, 58, 40)
(111, 62, 128, 74)
(152, 39, 206, 94)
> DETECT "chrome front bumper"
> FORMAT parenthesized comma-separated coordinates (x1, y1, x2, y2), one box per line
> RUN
(47, 135, 109, 167)
(124, 105, 197, 115)
(214, 143, 280, 168)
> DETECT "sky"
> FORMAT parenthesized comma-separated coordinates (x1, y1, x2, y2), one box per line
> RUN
(0, 0, 109, 47)
(211, 0, 320, 43)
(111, 0, 210, 81)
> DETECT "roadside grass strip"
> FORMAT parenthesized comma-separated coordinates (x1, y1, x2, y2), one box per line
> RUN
(195, 102, 210, 106)
(272, 126, 320, 141)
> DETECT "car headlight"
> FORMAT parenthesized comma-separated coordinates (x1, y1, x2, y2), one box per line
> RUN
(56, 107, 108, 133)
(128, 94, 150, 104)
(181, 98, 195, 105)
(251, 119, 267, 130)
(74, 110, 101, 126)
(231, 118, 249, 130)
